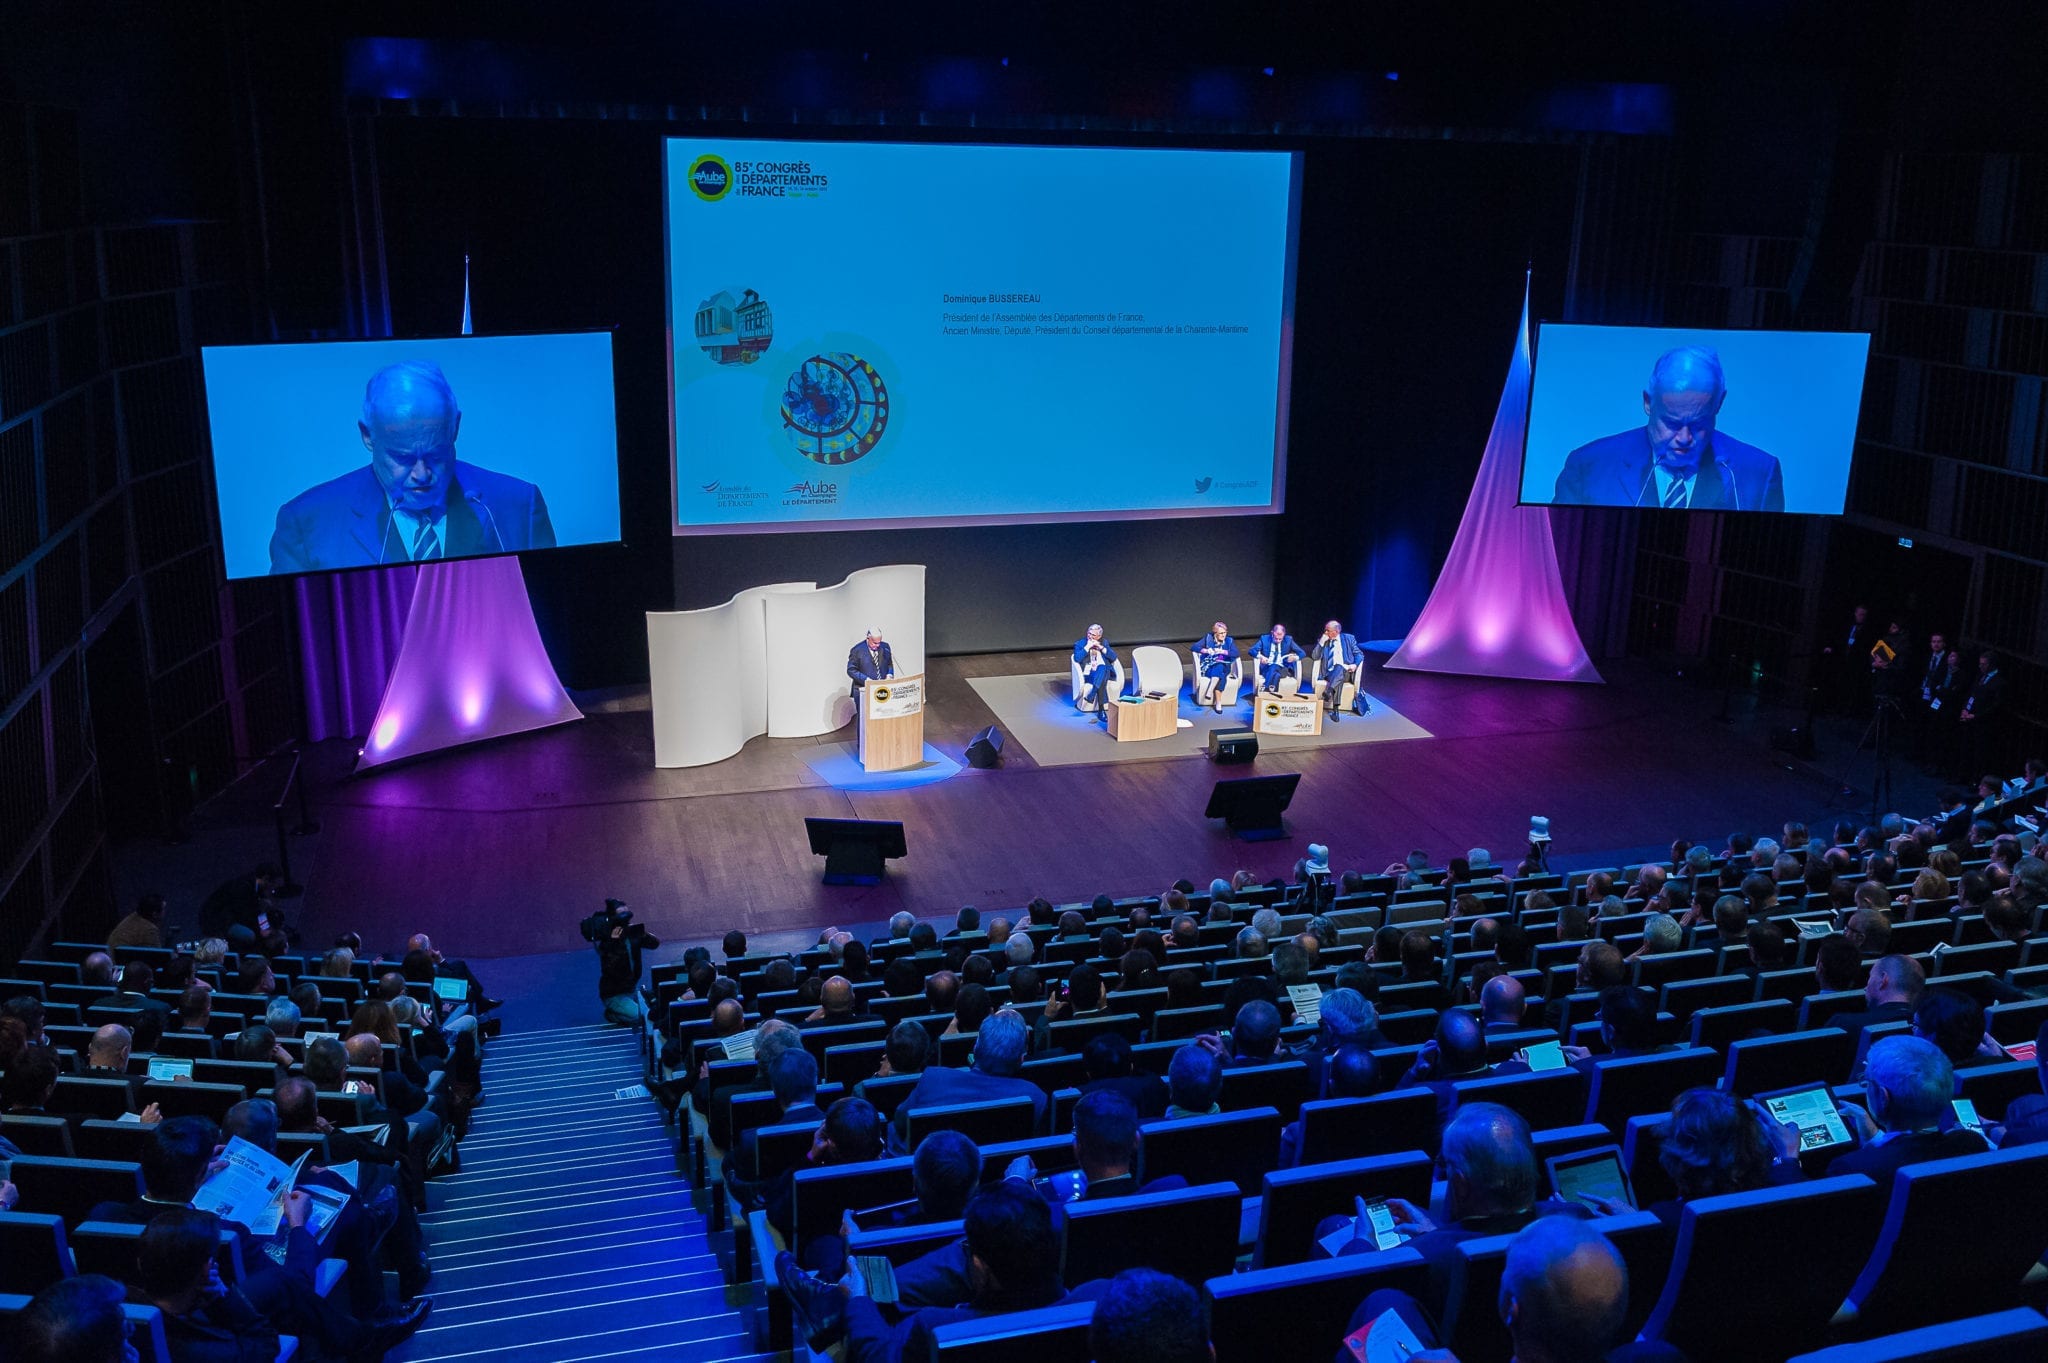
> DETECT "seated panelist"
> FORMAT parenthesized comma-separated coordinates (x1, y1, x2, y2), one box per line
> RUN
(1192, 621, 1238, 713)
(846, 628, 895, 698)
(1252, 623, 1303, 694)
(1074, 623, 1123, 716)
(1314, 619, 1368, 721)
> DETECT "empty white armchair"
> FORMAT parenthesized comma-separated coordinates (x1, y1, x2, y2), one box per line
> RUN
(1130, 645, 1187, 700)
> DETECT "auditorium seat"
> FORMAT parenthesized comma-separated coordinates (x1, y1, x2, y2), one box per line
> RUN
(142, 1079, 246, 1124)
(1252, 1151, 1433, 1269)
(9, 1156, 143, 1228)
(1140, 1107, 1282, 1195)
(904, 1096, 1039, 1146)
(0, 1212, 75, 1294)
(73, 1119, 156, 1163)
(1632, 949, 1717, 991)
(0, 1296, 173, 1363)
(0, 1114, 74, 1157)
(1151, 1005, 1226, 1040)
(931, 1299, 1095, 1362)
(1528, 1123, 1616, 1163)
(50, 1076, 137, 1120)
(1953, 1059, 2041, 1121)
(823, 1041, 886, 1086)
(791, 1157, 915, 1258)
(1840, 1145, 2048, 1335)
(1986, 996, 2048, 1044)
(1584, 1047, 1722, 1137)
(1062, 1181, 1241, 1286)
(70, 1220, 248, 1287)
(1723, 1027, 1858, 1095)
(1297, 1089, 1440, 1163)
(1786, 1307, 2048, 1362)
(1687, 997, 1797, 1051)
(1449, 1069, 1586, 1132)
(1638, 1174, 1883, 1361)
(1205, 1248, 1429, 1363)
(1216, 1060, 1312, 1121)
(1621, 1113, 1677, 1208)
(1435, 1207, 1672, 1362)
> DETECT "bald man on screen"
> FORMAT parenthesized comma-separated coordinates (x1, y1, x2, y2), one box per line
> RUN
(268, 360, 556, 573)
(1550, 346, 1784, 512)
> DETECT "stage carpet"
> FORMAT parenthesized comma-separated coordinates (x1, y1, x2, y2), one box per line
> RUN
(966, 672, 1431, 767)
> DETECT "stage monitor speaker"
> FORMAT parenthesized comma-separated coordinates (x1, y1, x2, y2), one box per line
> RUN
(1208, 727, 1258, 764)
(966, 726, 1005, 768)
(1202, 772, 1301, 842)
(804, 817, 908, 886)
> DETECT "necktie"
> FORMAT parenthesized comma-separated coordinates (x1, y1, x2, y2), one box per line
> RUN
(412, 517, 439, 561)
(1662, 476, 1688, 509)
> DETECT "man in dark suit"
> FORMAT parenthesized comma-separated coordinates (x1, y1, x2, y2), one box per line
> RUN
(89, 960, 173, 1020)
(890, 1010, 1044, 1150)
(1329, 1103, 1590, 1317)
(1550, 345, 1785, 511)
(1073, 623, 1123, 716)
(1827, 1035, 1989, 1203)
(847, 628, 896, 698)
(1251, 623, 1303, 694)
(268, 359, 555, 574)
(1829, 954, 1924, 1040)
(779, 1181, 1070, 1360)
(1311, 620, 1369, 720)
(1395, 1009, 1494, 1128)
(1958, 648, 2008, 780)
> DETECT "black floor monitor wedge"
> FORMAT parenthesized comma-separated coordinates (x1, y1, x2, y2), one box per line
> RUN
(1203, 773, 1300, 842)
(805, 817, 908, 885)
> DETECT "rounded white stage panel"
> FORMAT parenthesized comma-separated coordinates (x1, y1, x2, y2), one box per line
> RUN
(647, 564, 926, 767)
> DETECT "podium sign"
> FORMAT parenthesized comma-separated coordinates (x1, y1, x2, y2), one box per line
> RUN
(859, 673, 926, 772)
(1253, 695, 1323, 737)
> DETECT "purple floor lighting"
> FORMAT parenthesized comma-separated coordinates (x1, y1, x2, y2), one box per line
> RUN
(1387, 280, 1602, 684)
(356, 555, 583, 771)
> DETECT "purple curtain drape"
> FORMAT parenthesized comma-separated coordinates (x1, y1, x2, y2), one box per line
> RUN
(294, 564, 421, 741)
(1386, 280, 1603, 684)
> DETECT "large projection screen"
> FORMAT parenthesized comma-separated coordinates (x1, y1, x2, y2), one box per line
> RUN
(1519, 323, 1870, 516)
(202, 332, 622, 580)
(664, 138, 1301, 534)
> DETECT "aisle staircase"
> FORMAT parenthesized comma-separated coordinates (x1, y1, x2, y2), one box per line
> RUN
(392, 1022, 773, 1363)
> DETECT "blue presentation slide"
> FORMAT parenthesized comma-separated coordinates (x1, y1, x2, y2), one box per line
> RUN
(664, 138, 1301, 533)
(202, 332, 621, 579)
(1520, 324, 1870, 515)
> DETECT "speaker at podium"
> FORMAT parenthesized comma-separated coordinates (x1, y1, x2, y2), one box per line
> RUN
(858, 673, 926, 773)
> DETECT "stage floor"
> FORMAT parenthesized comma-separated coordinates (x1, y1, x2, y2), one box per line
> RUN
(111, 647, 1946, 964)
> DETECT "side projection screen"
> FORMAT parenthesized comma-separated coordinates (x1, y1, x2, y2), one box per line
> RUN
(664, 137, 1302, 533)
(202, 331, 621, 580)
(1519, 324, 1870, 515)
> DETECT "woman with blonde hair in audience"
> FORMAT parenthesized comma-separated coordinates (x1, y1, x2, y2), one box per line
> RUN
(1897, 868, 1950, 916)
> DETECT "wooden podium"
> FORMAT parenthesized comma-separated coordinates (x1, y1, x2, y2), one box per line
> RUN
(858, 674, 925, 772)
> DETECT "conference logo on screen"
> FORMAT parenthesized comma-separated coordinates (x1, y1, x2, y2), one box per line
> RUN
(688, 155, 733, 202)
(686, 152, 831, 201)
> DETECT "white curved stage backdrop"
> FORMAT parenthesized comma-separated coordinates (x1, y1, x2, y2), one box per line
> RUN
(648, 564, 926, 767)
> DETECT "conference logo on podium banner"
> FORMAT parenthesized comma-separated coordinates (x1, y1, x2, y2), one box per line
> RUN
(868, 678, 923, 720)
(1260, 697, 1321, 735)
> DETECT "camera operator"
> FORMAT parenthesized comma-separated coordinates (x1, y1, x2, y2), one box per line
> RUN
(584, 899, 660, 1026)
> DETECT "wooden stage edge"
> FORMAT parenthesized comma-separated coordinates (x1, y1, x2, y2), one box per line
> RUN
(134, 647, 1944, 965)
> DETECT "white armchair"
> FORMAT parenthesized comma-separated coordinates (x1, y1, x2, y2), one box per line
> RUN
(1309, 654, 1364, 712)
(1187, 648, 1245, 708)
(1130, 645, 1187, 700)
(1070, 653, 1126, 710)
